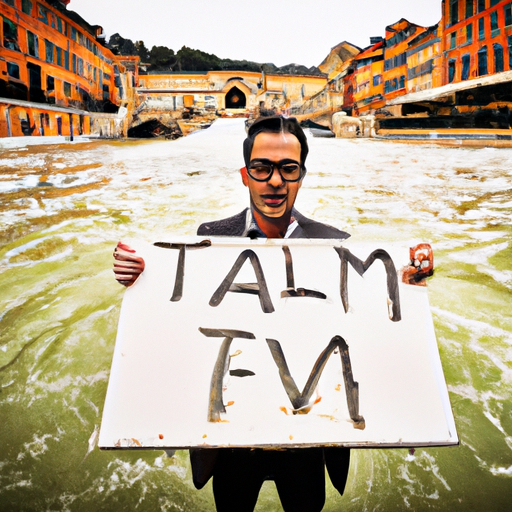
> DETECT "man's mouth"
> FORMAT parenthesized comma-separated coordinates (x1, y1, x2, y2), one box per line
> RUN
(261, 194, 286, 207)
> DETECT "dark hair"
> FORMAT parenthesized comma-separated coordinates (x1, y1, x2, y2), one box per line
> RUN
(243, 115, 309, 172)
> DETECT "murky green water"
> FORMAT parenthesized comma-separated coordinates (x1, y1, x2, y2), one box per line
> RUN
(1, 120, 511, 511)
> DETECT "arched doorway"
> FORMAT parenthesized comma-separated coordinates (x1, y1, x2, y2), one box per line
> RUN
(225, 86, 246, 108)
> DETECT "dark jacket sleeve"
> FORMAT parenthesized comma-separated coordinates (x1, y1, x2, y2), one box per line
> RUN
(197, 209, 248, 236)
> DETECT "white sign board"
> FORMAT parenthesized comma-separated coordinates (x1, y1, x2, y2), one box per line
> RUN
(99, 237, 458, 450)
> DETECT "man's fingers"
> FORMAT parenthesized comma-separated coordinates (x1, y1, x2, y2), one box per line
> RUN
(117, 241, 136, 253)
(114, 247, 144, 263)
(113, 242, 145, 287)
(114, 270, 141, 287)
(114, 271, 138, 280)
(114, 267, 141, 276)
(113, 260, 144, 271)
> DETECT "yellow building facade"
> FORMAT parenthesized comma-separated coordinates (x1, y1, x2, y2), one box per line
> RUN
(136, 70, 327, 117)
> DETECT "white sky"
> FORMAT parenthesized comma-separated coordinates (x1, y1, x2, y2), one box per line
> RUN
(71, 0, 442, 68)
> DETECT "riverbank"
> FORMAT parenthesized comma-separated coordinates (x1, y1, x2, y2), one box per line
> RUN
(376, 128, 512, 147)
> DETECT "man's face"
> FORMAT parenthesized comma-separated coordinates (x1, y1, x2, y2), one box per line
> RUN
(242, 131, 303, 219)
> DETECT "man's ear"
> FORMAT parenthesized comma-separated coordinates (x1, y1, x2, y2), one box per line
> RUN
(240, 166, 249, 187)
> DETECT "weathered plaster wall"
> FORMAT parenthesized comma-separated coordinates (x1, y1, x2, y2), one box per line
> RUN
(136, 71, 327, 115)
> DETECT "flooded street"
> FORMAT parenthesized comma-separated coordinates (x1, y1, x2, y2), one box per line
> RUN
(0, 118, 511, 511)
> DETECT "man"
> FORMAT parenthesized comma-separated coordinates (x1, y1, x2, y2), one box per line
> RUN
(113, 115, 351, 511)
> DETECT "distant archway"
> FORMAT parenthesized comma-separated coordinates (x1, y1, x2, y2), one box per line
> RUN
(225, 86, 246, 108)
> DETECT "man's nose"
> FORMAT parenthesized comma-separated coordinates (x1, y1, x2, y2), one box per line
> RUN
(268, 167, 284, 187)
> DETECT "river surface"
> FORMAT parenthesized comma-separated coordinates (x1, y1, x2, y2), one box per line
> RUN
(0, 119, 511, 511)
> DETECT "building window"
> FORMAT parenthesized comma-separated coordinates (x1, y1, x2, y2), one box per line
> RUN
(27, 30, 38, 57)
(3, 0, 15, 6)
(477, 0, 486, 12)
(509, 35, 512, 68)
(491, 11, 500, 36)
(37, 4, 48, 24)
(462, 53, 471, 79)
(56, 47, 62, 66)
(494, 43, 504, 72)
(7, 61, 20, 79)
(64, 81, 72, 98)
(45, 39, 55, 63)
(2, 15, 20, 51)
(21, 0, 32, 15)
(384, 52, 407, 71)
(490, 0, 500, 5)
(373, 74, 382, 86)
(451, 0, 459, 24)
(479, 17, 486, 39)
(505, 3, 512, 26)
(450, 32, 457, 49)
(466, 0, 474, 18)
(449, 59, 457, 82)
(72, 53, 77, 73)
(399, 75, 405, 89)
(64, 50, 70, 70)
(40, 113, 50, 128)
(478, 46, 488, 75)
(47, 75, 55, 92)
(466, 22, 473, 42)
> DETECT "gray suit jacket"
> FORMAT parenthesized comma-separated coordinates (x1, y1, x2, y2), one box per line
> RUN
(191, 208, 351, 497)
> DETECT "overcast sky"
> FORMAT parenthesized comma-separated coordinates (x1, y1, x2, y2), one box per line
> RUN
(71, 0, 442, 68)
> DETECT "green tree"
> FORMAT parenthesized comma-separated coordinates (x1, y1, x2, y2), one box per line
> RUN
(135, 41, 150, 62)
(149, 45, 177, 71)
(107, 32, 123, 55)
(220, 59, 261, 72)
(175, 46, 221, 71)
(120, 38, 137, 55)
(107, 33, 137, 56)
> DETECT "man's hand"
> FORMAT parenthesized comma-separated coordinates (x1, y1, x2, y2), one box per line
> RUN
(113, 242, 145, 287)
(401, 243, 434, 286)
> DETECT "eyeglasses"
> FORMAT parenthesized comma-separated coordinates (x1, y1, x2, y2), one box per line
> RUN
(247, 159, 305, 182)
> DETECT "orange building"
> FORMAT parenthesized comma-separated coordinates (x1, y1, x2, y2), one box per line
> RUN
(0, 0, 135, 138)
(352, 39, 385, 113)
(406, 24, 443, 93)
(385, 1, 512, 130)
(383, 19, 427, 102)
(442, 0, 512, 82)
